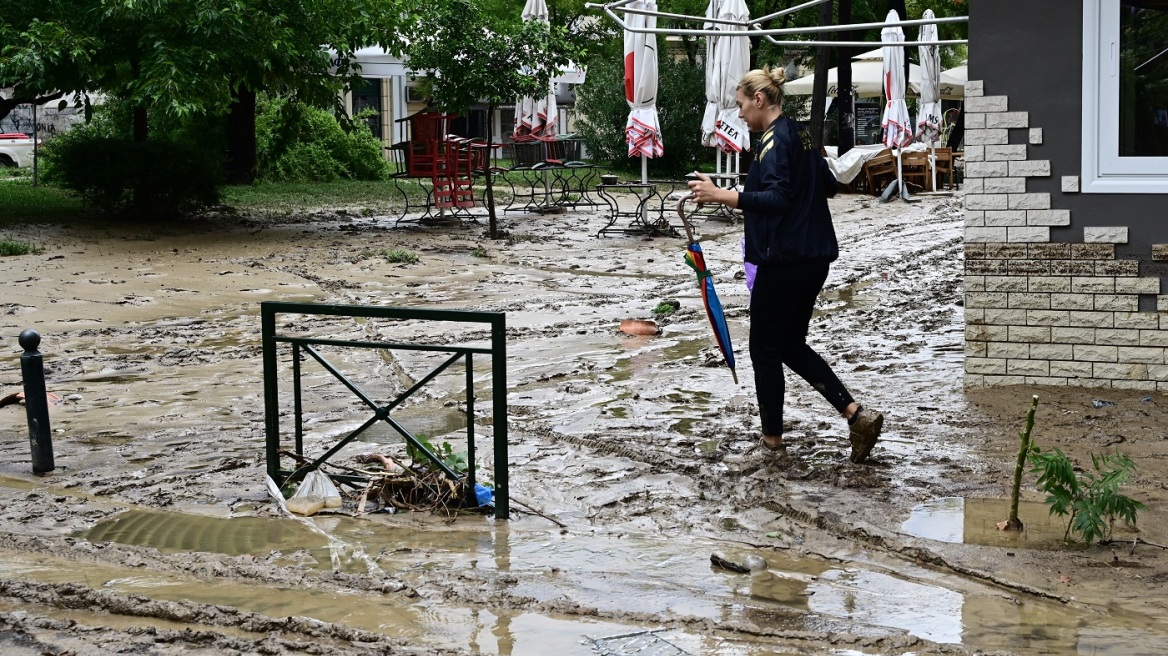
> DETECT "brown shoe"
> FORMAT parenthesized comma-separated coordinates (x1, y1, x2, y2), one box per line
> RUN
(754, 436, 788, 460)
(848, 407, 884, 463)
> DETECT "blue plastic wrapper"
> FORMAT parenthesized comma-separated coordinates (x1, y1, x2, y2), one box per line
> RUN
(474, 483, 494, 507)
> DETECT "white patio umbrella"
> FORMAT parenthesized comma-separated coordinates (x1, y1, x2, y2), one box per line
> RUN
(940, 63, 966, 101)
(514, 0, 558, 139)
(701, 0, 751, 176)
(881, 9, 913, 200)
(624, 0, 663, 184)
(943, 64, 967, 84)
(786, 49, 917, 99)
(917, 9, 942, 191)
(784, 48, 965, 100)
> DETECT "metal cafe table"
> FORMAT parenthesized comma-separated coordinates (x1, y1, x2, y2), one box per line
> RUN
(595, 181, 674, 237)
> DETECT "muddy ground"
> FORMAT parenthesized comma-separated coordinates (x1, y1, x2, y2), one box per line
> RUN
(0, 191, 1166, 655)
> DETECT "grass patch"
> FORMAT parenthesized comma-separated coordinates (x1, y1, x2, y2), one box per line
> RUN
(383, 248, 419, 264)
(0, 168, 624, 226)
(0, 237, 35, 256)
(221, 180, 422, 215)
(653, 300, 680, 315)
(0, 180, 85, 225)
(471, 245, 488, 258)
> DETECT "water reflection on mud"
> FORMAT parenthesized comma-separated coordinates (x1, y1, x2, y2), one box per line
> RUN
(901, 497, 1086, 549)
(72, 508, 1168, 654)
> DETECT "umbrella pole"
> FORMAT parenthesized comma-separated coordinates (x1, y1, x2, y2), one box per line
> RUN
(930, 143, 937, 191)
(896, 149, 904, 200)
(641, 154, 649, 223)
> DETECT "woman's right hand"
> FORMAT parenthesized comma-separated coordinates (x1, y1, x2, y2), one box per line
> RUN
(687, 172, 739, 209)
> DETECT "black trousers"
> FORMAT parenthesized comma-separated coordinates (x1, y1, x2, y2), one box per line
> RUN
(749, 260, 855, 436)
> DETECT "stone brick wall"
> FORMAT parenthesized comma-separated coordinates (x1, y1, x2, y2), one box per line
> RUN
(963, 80, 1168, 390)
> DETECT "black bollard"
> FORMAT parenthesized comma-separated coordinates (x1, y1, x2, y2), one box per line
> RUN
(19, 329, 54, 474)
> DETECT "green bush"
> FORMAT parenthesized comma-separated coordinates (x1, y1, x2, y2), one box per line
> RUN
(256, 97, 389, 183)
(383, 248, 419, 264)
(0, 238, 35, 256)
(576, 48, 711, 178)
(1029, 446, 1145, 544)
(42, 133, 221, 217)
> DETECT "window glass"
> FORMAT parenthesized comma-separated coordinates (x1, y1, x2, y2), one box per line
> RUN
(352, 77, 383, 141)
(1119, 1, 1168, 157)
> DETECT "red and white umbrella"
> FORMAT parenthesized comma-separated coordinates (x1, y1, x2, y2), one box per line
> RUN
(514, 0, 558, 140)
(701, 0, 751, 155)
(881, 9, 912, 199)
(881, 9, 913, 150)
(624, 0, 663, 170)
(916, 9, 942, 145)
(917, 9, 942, 191)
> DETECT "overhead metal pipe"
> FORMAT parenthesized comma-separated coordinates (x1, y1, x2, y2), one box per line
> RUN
(585, 1, 966, 41)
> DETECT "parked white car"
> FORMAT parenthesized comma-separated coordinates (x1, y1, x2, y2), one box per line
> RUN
(0, 133, 37, 168)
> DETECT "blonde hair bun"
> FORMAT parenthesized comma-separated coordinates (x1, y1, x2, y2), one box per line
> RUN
(769, 66, 787, 88)
(738, 66, 786, 106)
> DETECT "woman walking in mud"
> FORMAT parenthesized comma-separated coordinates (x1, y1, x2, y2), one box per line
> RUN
(687, 66, 883, 463)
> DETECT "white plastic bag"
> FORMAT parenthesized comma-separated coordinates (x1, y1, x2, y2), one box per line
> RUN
(288, 469, 342, 516)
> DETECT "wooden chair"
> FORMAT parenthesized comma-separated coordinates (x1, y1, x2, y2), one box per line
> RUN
(900, 151, 931, 192)
(861, 148, 896, 196)
(932, 147, 954, 190)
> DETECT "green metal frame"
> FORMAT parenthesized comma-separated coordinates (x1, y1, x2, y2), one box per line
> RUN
(261, 301, 508, 518)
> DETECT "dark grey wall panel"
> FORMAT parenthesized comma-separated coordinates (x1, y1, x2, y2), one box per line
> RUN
(971, 0, 1168, 271)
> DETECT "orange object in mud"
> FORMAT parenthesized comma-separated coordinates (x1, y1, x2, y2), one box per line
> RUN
(619, 319, 660, 336)
(0, 391, 62, 408)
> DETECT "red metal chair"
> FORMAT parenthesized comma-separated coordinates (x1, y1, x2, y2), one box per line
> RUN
(406, 112, 455, 178)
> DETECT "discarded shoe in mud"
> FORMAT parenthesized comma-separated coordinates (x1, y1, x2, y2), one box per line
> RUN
(848, 406, 884, 463)
(619, 319, 659, 336)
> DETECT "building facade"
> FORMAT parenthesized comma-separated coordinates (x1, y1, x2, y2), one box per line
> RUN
(964, 0, 1168, 390)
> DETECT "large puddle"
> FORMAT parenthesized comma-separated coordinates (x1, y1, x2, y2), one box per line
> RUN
(900, 497, 1092, 549)
(63, 507, 1168, 655)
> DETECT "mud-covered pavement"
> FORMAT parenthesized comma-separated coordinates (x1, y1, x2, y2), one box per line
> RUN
(1, 194, 1167, 655)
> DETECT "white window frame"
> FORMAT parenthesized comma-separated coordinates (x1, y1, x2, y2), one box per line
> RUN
(1081, 0, 1168, 193)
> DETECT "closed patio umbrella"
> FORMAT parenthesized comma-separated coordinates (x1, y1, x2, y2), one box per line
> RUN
(881, 9, 913, 200)
(701, 0, 751, 174)
(624, 0, 663, 183)
(514, 0, 558, 140)
(917, 9, 942, 191)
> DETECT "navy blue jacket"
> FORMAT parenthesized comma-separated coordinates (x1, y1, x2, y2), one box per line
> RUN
(738, 116, 839, 265)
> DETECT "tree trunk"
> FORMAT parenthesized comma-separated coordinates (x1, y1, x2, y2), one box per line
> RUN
(227, 84, 258, 185)
(836, 0, 855, 156)
(808, 0, 834, 149)
(1004, 395, 1040, 532)
(133, 107, 148, 143)
(130, 55, 148, 142)
(485, 102, 498, 240)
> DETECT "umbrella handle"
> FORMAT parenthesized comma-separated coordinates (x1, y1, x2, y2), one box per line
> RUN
(676, 193, 698, 245)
